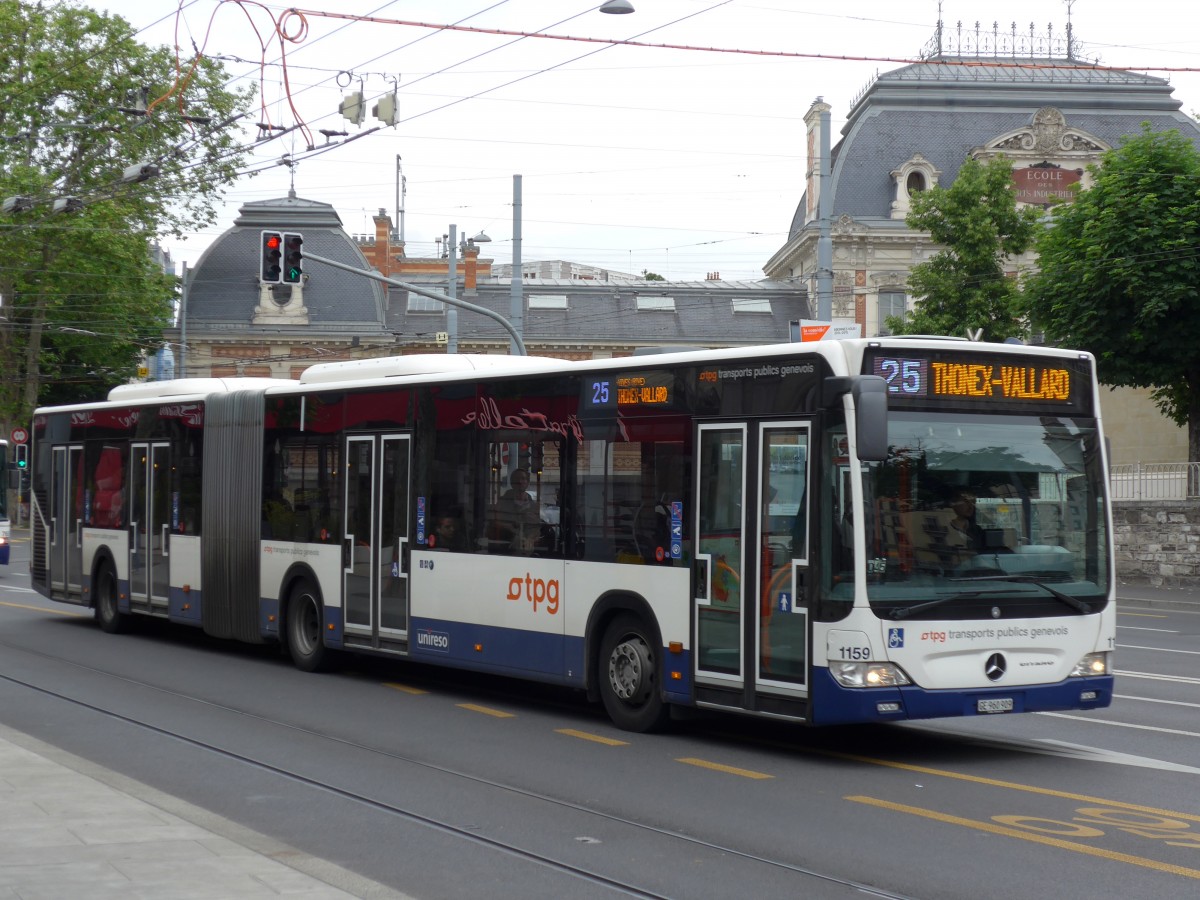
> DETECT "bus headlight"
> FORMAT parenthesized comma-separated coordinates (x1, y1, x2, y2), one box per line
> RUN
(830, 661, 912, 688)
(1069, 651, 1110, 678)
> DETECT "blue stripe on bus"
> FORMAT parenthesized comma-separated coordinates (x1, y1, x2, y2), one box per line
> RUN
(808, 667, 1114, 726)
(404, 617, 695, 700)
(0, 544, 8, 565)
(410, 616, 582, 685)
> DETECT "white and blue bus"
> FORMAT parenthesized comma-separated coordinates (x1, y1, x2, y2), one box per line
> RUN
(28, 338, 1115, 730)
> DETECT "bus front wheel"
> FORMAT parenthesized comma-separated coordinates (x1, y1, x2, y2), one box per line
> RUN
(286, 579, 330, 672)
(94, 561, 129, 634)
(598, 613, 670, 733)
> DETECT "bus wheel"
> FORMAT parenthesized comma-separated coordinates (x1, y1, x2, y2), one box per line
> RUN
(286, 579, 330, 673)
(599, 613, 670, 733)
(94, 561, 129, 634)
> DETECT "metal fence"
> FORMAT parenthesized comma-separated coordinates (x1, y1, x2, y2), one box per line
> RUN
(1109, 462, 1200, 501)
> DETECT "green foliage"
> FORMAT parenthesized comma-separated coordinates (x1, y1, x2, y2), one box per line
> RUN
(888, 156, 1043, 341)
(641, 270, 665, 281)
(1024, 124, 1200, 458)
(0, 0, 254, 427)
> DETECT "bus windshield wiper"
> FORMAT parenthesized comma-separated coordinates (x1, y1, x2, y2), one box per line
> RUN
(890, 590, 993, 620)
(949, 574, 1092, 614)
(889, 577, 1092, 620)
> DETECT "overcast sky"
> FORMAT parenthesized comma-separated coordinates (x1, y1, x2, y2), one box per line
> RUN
(84, 1, 1200, 282)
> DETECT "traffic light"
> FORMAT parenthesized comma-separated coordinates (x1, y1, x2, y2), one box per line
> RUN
(282, 232, 304, 284)
(14, 444, 27, 470)
(260, 231, 282, 283)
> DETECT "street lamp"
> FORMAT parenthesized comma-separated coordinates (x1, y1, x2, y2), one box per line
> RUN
(599, 0, 635, 12)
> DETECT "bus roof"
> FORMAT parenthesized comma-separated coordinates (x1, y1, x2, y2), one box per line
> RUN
(298, 353, 571, 384)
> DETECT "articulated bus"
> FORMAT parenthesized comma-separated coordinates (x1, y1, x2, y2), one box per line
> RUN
(29, 339, 1115, 730)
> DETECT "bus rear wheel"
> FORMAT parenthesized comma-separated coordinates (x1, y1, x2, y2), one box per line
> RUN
(598, 613, 670, 733)
(94, 561, 129, 634)
(286, 579, 330, 672)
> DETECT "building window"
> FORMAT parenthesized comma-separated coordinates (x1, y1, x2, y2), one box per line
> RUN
(636, 295, 675, 311)
(528, 294, 568, 310)
(407, 291, 445, 314)
(878, 291, 907, 334)
(890, 154, 940, 220)
(731, 297, 771, 314)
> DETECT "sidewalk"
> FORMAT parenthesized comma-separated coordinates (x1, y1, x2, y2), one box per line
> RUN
(0, 725, 409, 900)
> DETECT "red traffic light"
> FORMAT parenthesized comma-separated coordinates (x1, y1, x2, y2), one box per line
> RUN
(260, 230, 283, 283)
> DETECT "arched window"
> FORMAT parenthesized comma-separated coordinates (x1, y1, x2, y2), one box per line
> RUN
(891, 155, 939, 219)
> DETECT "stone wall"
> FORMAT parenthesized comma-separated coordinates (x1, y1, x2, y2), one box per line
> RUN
(1113, 501, 1200, 587)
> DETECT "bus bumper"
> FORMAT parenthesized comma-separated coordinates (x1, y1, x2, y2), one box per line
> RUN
(809, 667, 1114, 726)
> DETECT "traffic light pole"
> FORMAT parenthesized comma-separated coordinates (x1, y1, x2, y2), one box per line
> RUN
(301, 251, 528, 356)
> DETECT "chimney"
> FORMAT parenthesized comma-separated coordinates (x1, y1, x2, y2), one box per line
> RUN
(463, 243, 480, 290)
(372, 208, 393, 276)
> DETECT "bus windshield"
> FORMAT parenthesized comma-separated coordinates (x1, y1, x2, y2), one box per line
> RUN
(856, 412, 1109, 616)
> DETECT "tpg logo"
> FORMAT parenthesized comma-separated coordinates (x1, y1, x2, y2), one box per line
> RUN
(507, 573, 560, 614)
(416, 629, 450, 652)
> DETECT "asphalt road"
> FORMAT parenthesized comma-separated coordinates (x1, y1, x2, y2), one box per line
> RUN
(2, 532, 1198, 899)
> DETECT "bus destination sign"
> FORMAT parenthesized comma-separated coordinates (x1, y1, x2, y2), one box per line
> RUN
(585, 372, 673, 411)
(868, 351, 1085, 411)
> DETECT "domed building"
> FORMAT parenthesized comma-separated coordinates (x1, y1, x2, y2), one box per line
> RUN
(169, 192, 395, 379)
(765, 20, 1200, 465)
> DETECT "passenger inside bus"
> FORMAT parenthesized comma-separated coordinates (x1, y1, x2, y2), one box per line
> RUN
(491, 469, 550, 554)
(429, 508, 467, 552)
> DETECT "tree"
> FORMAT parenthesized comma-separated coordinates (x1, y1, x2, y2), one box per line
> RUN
(888, 155, 1043, 341)
(0, 0, 254, 432)
(641, 270, 665, 281)
(1024, 124, 1200, 461)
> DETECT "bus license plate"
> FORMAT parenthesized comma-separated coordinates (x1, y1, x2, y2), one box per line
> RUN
(978, 698, 1014, 714)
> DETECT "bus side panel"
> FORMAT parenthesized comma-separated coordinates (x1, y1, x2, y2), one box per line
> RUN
(564, 560, 693, 703)
(168, 535, 202, 625)
(410, 550, 567, 679)
(80, 529, 128, 610)
(408, 555, 690, 695)
(259, 541, 342, 641)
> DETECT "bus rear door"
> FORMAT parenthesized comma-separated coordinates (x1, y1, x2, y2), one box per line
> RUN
(343, 433, 411, 651)
(129, 442, 170, 611)
(694, 421, 811, 718)
(49, 444, 84, 599)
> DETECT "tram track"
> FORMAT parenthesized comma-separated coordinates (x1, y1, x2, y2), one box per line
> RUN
(0, 637, 909, 900)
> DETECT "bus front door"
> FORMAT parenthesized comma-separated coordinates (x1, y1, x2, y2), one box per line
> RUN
(49, 445, 84, 599)
(343, 434, 411, 649)
(129, 442, 171, 611)
(695, 422, 811, 713)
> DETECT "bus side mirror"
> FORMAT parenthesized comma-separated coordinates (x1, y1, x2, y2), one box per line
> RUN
(852, 376, 888, 462)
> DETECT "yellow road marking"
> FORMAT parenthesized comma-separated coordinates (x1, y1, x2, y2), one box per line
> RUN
(677, 757, 774, 780)
(556, 728, 629, 746)
(1119, 611, 1167, 618)
(822, 750, 1200, 823)
(0, 600, 87, 617)
(847, 796, 1200, 880)
(457, 703, 515, 718)
(383, 682, 428, 695)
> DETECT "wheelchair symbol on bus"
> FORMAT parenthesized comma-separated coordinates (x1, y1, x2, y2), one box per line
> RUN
(888, 628, 904, 648)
